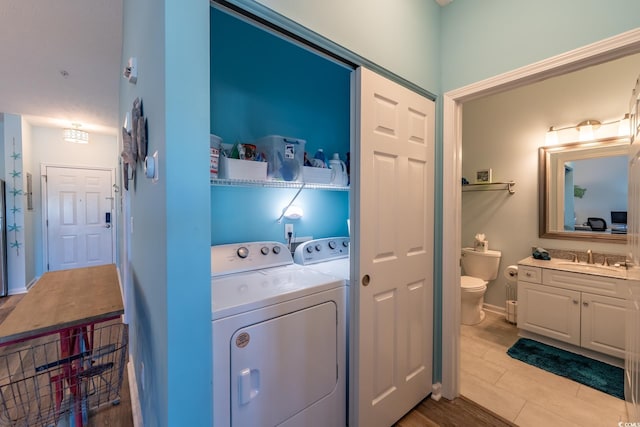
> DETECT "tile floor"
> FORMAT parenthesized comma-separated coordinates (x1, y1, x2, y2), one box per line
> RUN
(461, 310, 629, 427)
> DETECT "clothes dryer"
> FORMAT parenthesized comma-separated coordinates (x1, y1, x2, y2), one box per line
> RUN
(211, 241, 346, 427)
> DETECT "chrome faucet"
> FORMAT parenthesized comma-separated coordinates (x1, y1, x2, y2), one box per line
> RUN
(568, 253, 579, 263)
(587, 249, 594, 264)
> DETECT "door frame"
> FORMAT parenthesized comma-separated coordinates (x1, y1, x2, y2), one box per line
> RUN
(441, 28, 640, 399)
(40, 163, 117, 272)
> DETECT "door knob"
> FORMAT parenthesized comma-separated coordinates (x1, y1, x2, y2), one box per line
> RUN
(105, 224, 111, 229)
(362, 274, 370, 286)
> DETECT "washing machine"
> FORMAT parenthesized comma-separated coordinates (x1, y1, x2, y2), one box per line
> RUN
(293, 237, 350, 285)
(211, 241, 347, 427)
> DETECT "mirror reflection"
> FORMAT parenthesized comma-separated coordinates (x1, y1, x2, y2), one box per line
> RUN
(539, 137, 628, 243)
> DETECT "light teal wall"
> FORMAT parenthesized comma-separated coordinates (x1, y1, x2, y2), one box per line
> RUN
(165, 1, 211, 424)
(121, 1, 640, 422)
(2, 114, 26, 295)
(120, 0, 211, 425)
(251, 0, 442, 93)
(441, 0, 640, 91)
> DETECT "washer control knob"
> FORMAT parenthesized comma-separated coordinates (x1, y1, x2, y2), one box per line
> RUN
(328, 241, 337, 249)
(342, 241, 349, 248)
(306, 246, 314, 254)
(260, 246, 269, 255)
(237, 247, 249, 259)
(315, 244, 322, 252)
(272, 246, 281, 254)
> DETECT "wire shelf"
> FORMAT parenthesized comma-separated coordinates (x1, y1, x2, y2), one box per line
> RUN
(211, 178, 349, 191)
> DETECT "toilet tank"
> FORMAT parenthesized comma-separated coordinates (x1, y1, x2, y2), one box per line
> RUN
(461, 247, 502, 280)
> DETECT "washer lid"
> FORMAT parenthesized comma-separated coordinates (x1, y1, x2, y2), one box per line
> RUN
(461, 275, 486, 290)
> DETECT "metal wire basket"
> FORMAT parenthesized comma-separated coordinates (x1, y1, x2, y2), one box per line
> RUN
(0, 321, 128, 427)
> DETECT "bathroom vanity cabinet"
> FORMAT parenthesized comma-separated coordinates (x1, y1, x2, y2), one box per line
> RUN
(517, 262, 627, 359)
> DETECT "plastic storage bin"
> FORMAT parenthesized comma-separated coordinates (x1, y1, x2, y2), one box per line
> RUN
(303, 166, 333, 184)
(219, 156, 267, 181)
(252, 135, 306, 182)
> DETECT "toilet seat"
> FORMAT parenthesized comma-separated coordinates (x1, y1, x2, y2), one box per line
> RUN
(461, 275, 486, 291)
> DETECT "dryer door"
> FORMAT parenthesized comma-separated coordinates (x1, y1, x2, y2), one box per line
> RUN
(230, 301, 338, 426)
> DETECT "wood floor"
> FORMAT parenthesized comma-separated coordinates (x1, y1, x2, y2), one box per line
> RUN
(395, 395, 516, 427)
(0, 294, 133, 427)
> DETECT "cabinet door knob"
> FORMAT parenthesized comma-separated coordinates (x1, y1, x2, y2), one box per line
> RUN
(572, 299, 579, 304)
(583, 302, 589, 307)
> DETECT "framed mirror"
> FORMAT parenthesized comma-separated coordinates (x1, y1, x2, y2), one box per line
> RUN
(539, 136, 629, 243)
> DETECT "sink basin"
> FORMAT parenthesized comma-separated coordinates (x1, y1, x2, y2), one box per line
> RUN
(554, 261, 625, 276)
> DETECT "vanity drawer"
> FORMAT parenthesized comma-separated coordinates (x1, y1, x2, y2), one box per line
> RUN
(518, 266, 542, 283)
(542, 269, 626, 297)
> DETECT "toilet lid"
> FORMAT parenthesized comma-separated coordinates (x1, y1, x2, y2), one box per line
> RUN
(461, 275, 487, 290)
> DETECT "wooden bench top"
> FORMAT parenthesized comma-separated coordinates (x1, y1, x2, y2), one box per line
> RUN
(0, 264, 124, 345)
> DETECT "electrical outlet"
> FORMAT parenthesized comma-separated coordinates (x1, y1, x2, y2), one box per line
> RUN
(285, 224, 294, 240)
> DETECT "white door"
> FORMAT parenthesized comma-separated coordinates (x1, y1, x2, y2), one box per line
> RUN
(352, 67, 434, 427)
(45, 166, 114, 271)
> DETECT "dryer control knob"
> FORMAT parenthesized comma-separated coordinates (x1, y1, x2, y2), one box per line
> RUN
(315, 244, 322, 252)
(260, 246, 269, 255)
(328, 241, 337, 249)
(342, 241, 349, 247)
(306, 246, 314, 254)
(237, 247, 249, 258)
(272, 246, 281, 254)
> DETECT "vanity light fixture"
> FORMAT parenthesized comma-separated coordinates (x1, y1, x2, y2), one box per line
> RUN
(546, 116, 630, 144)
(63, 124, 89, 144)
(545, 126, 559, 145)
(618, 113, 630, 137)
(577, 119, 600, 142)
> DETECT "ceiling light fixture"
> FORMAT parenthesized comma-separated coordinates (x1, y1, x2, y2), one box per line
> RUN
(63, 124, 89, 144)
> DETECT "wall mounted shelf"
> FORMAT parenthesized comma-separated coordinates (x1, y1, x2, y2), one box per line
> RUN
(462, 181, 516, 195)
(210, 178, 350, 191)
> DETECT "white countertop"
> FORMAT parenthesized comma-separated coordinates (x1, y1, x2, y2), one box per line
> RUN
(518, 256, 628, 279)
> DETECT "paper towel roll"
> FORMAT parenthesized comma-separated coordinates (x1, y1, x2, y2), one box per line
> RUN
(504, 265, 518, 282)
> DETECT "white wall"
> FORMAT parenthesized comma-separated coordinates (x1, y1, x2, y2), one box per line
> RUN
(20, 118, 35, 287)
(29, 125, 118, 277)
(462, 53, 640, 308)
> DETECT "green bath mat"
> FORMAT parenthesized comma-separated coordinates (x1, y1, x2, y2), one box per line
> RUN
(507, 338, 624, 399)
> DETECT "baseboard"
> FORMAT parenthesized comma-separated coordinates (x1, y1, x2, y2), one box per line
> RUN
(127, 359, 144, 427)
(8, 286, 28, 295)
(25, 276, 38, 291)
(430, 382, 442, 401)
(483, 302, 505, 315)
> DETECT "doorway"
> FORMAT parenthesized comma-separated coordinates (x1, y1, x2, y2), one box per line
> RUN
(441, 29, 640, 400)
(42, 165, 115, 272)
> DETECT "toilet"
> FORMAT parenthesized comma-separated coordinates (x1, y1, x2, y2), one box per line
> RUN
(460, 247, 501, 325)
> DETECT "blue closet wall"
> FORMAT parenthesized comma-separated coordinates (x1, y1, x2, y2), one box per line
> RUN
(210, 8, 351, 244)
